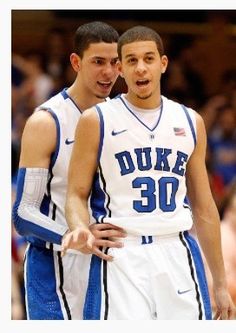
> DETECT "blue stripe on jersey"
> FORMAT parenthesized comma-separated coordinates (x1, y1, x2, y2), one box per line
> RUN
(181, 105, 197, 147)
(61, 88, 69, 99)
(113, 93, 121, 99)
(119, 95, 163, 132)
(95, 105, 104, 163)
(183, 231, 212, 319)
(183, 196, 192, 211)
(46, 108, 60, 168)
(61, 88, 69, 100)
(12, 168, 62, 245)
(25, 245, 64, 319)
(61, 88, 82, 113)
(90, 171, 107, 221)
(83, 255, 102, 319)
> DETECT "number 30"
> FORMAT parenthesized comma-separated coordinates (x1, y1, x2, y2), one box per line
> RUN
(132, 176, 179, 212)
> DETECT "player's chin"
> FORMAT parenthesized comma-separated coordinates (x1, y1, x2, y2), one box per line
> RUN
(95, 92, 111, 99)
(136, 92, 152, 100)
(135, 86, 152, 100)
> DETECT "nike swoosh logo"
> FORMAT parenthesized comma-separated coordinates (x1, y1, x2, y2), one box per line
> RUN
(111, 129, 127, 136)
(177, 289, 192, 295)
(65, 138, 75, 145)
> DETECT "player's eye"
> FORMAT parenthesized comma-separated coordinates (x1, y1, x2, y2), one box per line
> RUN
(111, 58, 119, 66)
(94, 59, 104, 65)
(127, 58, 137, 64)
(145, 56, 154, 62)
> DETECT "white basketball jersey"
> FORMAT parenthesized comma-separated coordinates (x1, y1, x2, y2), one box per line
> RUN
(35, 89, 82, 245)
(90, 94, 197, 236)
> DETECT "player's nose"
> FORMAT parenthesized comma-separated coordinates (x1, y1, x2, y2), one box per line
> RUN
(135, 59, 147, 74)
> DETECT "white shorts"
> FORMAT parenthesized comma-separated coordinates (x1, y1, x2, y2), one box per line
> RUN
(83, 231, 212, 320)
(24, 243, 91, 319)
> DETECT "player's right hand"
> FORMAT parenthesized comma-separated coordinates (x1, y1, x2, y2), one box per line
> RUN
(61, 227, 95, 257)
(81, 223, 126, 261)
(213, 287, 236, 320)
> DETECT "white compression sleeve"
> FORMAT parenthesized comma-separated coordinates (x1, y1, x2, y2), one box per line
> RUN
(13, 168, 68, 244)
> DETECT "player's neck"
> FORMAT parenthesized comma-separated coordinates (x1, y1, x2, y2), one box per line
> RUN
(125, 90, 162, 110)
(67, 83, 105, 112)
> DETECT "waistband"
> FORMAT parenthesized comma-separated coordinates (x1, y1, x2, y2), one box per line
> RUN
(111, 232, 185, 246)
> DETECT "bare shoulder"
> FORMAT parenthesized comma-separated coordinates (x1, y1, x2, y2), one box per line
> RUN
(191, 109, 207, 143)
(20, 110, 57, 167)
(192, 109, 205, 128)
(73, 107, 100, 153)
(75, 107, 100, 136)
(24, 110, 56, 133)
(187, 109, 207, 163)
(80, 106, 99, 122)
(22, 110, 57, 146)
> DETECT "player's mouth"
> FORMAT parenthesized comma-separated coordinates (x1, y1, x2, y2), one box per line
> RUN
(97, 81, 113, 89)
(136, 79, 150, 87)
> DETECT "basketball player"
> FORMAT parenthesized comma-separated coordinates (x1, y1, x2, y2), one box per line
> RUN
(12, 21, 126, 320)
(62, 26, 236, 319)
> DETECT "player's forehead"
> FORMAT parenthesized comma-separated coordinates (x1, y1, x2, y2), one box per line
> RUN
(83, 42, 118, 59)
(122, 40, 158, 58)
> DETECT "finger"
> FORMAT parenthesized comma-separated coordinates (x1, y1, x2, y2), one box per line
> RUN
(214, 309, 227, 320)
(228, 308, 235, 320)
(101, 229, 127, 238)
(220, 309, 229, 320)
(86, 233, 95, 249)
(61, 240, 69, 257)
(213, 310, 220, 320)
(94, 239, 124, 248)
(90, 223, 126, 232)
(96, 229, 127, 238)
(79, 247, 93, 254)
(95, 223, 124, 230)
(93, 248, 113, 261)
(61, 234, 72, 251)
(73, 230, 81, 243)
(61, 237, 71, 257)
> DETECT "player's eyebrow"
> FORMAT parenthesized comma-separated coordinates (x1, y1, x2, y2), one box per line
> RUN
(125, 51, 155, 59)
(90, 56, 119, 61)
(90, 56, 106, 60)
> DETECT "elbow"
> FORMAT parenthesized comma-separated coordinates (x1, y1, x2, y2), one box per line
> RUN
(12, 203, 28, 237)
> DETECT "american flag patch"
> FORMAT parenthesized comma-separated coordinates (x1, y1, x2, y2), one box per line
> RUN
(173, 127, 186, 136)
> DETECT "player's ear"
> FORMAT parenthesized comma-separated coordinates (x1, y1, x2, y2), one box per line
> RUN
(70, 53, 81, 72)
(117, 61, 124, 78)
(161, 55, 168, 74)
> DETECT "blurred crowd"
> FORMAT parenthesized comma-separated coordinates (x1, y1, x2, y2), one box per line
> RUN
(11, 15, 236, 319)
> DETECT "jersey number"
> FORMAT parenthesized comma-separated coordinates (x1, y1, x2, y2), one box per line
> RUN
(132, 176, 179, 212)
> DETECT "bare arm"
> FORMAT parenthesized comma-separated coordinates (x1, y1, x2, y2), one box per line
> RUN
(62, 108, 99, 252)
(65, 107, 99, 232)
(12, 111, 69, 243)
(63, 108, 125, 260)
(186, 112, 235, 319)
(19, 110, 56, 168)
